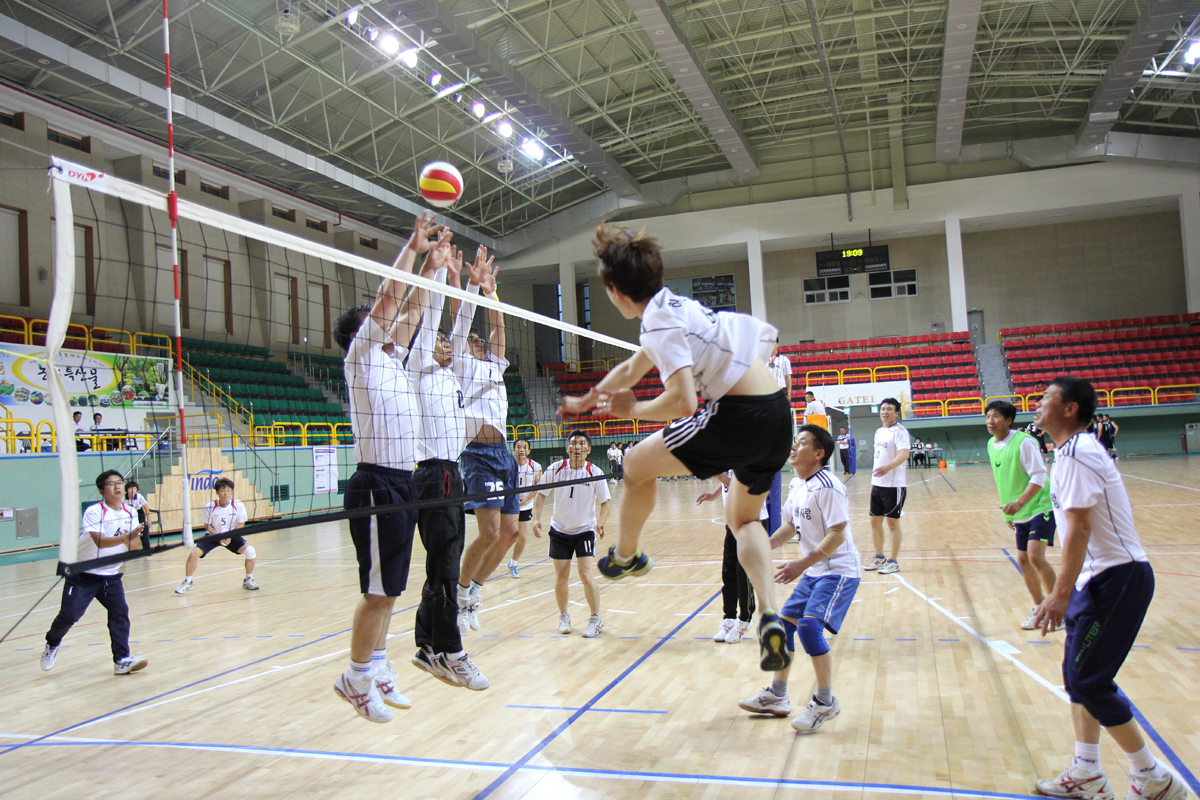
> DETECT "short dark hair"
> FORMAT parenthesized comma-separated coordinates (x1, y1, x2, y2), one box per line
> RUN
(880, 397, 900, 412)
(799, 424, 835, 466)
(805, 390, 815, 397)
(334, 303, 371, 352)
(73, 411, 81, 419)
(125, 480, 139, 492)
(566, 428, 591, 445)
(93, 412, 102, 420)
(213, 477, 235, 492)
(96, 469, 122, 492)
(985, 399, 1017, 421)
(593, 223, 663, 302)
(1050, 376, 1097, 424)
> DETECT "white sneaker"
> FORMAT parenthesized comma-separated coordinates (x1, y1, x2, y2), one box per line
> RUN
(1022, 607, 1040, 630)
(864, 555, 886, 571)
(457, 595, 470, 633)
(558, 612, 572, 634)
(791, 695, 841, 734)
(333, 671, 393, 723)
(242, 575, 259, 591)
(714, 618, 737, 641)
(1124, 769, 1187, 800)
(40, 644, 58, 671)
(738, 687, 792, 717)
(724, 621, 745, 643)
(737, 620, 752, 638)
(372, 660, 412, 709)
(1035, 763, 1115, 799)
(411, 648, 459, 687)
(878, 560, 900, 574)
(583, 615, 603, 638)
(443, 653, 490, 690)
(114, 655, 148, 675)
(508, 562, 520, 579)
(467, 594, 481, 631)
(174, 578, 193, 594)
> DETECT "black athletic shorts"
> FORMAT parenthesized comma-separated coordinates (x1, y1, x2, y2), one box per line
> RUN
(1014, 511, 1056, 550)
(548, 528, 596, 560)
(869, 485, 907, 518)
(198, 534, 248, 557)
(519, 508, 533, 522)
(662, 390, 792, 495)
(345, 462, 418, 597)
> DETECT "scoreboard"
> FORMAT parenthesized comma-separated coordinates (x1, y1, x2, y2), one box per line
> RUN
(816, 245, 890, 277)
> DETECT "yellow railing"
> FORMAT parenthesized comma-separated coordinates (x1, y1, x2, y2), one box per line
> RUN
(0, 314, 29, 344)
(841, 366, 872, 384)
(1154, 383, 1200, 404)
(902, 399, 946, 418)
(984, 394, 1027, 412)
(804, 369, 841, 387)
(803, 365, 912, 387)
(132, 331, 173, 358)
(578, 359, 607, 373)
(0, 417, 37, 453)
(602, 419, 637, 436)
(1110, 386, 1153, 406)
(30, 319, 89, 349)
(334, 422, 354, 444)
(946, 397, 984, 416)
(536, 422, 560, 441)
(513, 423, 536, 441)
(181, 361, 254, 430)
(304, 422, 335, 445)
(90, 326, 133, 352)
(873, 364, 911, 382)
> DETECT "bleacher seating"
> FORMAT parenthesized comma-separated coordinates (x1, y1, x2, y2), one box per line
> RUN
(1001, 315, 1200, 404)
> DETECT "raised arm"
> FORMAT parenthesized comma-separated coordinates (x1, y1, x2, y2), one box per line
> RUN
(450, 247, 487, 358)
(476, 252, 505, 358)
(386, 216, 448, 347)
(558, 349, 656, 419)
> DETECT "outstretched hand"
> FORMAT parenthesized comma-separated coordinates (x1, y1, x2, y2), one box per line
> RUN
(478, 249, 499, 295)
(407, 211, 447, 254)
(774, 560, 805, 584)
(468, 246, 494, 286)
(558, 392, 598, 420)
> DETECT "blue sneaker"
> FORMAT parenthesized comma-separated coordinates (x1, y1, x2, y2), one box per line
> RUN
(597, 546, 653, 579)
(757, 611, 791, 672)
(507, 562, 519, 579)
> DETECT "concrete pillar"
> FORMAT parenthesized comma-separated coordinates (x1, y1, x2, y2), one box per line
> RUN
(945, 216, 968, 333)
(559, 259, 579, 363)
(746, 235, 767, 321)
(1181, 188, 1200, 313)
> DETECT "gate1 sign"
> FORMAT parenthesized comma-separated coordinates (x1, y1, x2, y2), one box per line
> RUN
(806, 380, 913, 410)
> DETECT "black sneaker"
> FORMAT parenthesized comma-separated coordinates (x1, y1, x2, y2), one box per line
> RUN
(758, 611, 791, 672)
(411, 648, 458, 687)
(597, 546, 653, 579)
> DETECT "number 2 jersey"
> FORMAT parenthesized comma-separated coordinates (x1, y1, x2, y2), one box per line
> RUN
(537, 460, 611, 535)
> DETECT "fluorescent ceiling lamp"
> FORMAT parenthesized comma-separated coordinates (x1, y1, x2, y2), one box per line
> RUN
(429, 72, 442, 86)
(520, 137, 544, 160)
(482, 111, 503, 123)
(378, 34, 399, 55)
(400, 48, 419, 68)
(366, 25, 378, 41)
(1185, 40, 1200, 66)
(436, 82, 466, 99)
(345, 7, 358, 25)
(472, 101, 486, 118)
(497, 120, 513, 138)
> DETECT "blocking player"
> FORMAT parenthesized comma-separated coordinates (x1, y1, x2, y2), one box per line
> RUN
(42, 470, 147, 675)
(509, 438, 542, 578)
(865, 398, 910, 575)
(531, 429, 611, 638)
(560, 224, 793, 673)
(696, 470, 767, 644)
(174, 477, 256, 594)
(738, 426, 861, 734)
(1031, 377, 1185, 800)
(331, 212, 444, 723)
(450, 249, 518, 632)
(984, 400, 1057, 630)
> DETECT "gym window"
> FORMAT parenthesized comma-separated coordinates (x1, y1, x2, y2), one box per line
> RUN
(272, 207, 296, 222)
(48, 129, 88, 152)
(803, 275, 850, 305)
(306, 218, 328, 232)
(868, 270, 917, 300)
(200, 181, 228, 199)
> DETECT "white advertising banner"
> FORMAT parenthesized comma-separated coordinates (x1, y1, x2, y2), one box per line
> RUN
(313, 446, 338, 494)
(809, 381, 912, 410)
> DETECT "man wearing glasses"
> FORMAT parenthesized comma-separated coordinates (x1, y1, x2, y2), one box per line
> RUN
(41, 470, 148, 675)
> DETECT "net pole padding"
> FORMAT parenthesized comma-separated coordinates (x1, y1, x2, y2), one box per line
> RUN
(163, 0, 193, 548)
(89, 170, 638, 353)
(48, 174, 81, 566)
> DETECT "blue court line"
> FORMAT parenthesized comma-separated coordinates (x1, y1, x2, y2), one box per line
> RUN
(619, 636, 639, 640)
(895, 638, 917, 641)
(938, 639, 960, 642)
(1026, 641, 1052, 645)
(1178, 647, 1200, 651)
(1001, 548, 1021, 573)
(472, 588, 722, 800)
(2, 736, 1050, 799)
(940, 473, 957, 492)
(506, 705, 667, 715)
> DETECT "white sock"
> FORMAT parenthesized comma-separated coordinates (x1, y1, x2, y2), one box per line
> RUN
(469, 580, 482, 596)
(1074, 741, 1101, 770)
(347, 659, 371, 680)
(1127, 745, 1166, 779)
(245, 573, 253, 579)
(447, 650, 466, 661)
(509, 558, 517, 567)
(371, 648, 386, 671)
(458, 584, 470, 600)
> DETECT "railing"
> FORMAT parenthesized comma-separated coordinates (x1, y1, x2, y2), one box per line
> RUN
(512, 423, 536, 441)
(842, 366, 872, 384)
(945, 397, 984, 416)
(1154, 383, 1200, 404)
(602, 419, 636, 436)
(304, 422, 335, 445)
(30, 319, 89, 349)
(903, 399, 946, 418)
(804, 369, 841, 387)
(803, 365, 911, 387)
(536, 422, 560, 441)
(984, 394, 1027, 412)
(181, 361, 254, 430)
(1110, 386, 1153, 406)
(0, 314, 29, 344)
(578, 359, 607, 373)
(89, 326, 134, 352)
(873, 364, 911, 382)
(133, 331, 173, 358)
(122, 427, 172, 478)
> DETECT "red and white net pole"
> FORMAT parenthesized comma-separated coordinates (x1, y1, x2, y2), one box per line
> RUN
(163, 0, 193, 548)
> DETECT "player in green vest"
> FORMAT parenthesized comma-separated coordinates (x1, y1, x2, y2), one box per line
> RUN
(985, 400, 1058, 631)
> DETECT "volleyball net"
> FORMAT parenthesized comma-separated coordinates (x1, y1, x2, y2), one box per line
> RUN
(41, 156, 643, 574)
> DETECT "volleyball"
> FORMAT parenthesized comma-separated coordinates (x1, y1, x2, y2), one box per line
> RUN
(418, 161, 463, 208)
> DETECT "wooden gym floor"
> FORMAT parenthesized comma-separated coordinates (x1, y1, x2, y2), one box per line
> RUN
(0, 458, 1197, 799)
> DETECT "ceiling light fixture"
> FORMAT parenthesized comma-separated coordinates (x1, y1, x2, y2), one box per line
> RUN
(399, 48, 419, 67)
(366, 25, 378, 41)
(345, 7, 358, 25)
(378, 34, 400, 55)
(473, 100, 486, 118)
(429, 71, 442, 86)
(520, 137, 544, 161)
(497, 120, 514, 138)
(1185, 40, 1200, 66)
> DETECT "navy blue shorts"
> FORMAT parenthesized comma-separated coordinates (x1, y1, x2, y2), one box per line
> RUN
(781, 573, 860, 635)
(461, 442, 520, 514)
(345, 463, 417, 597)
(198, 535, 248, 557)
(1014, 511, 1056, 551)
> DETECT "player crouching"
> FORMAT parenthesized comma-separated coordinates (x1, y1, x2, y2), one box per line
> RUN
(175, 477, 258, 594)
(739, 425, 861, 734)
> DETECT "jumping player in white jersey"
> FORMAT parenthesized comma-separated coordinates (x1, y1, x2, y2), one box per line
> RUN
(449, 249, 517, 632)
(738, 425, 861, 733)
(330, 212, 444, 723)
(865, 398, 910, 575)
(532, 429, 611, 638)
(1031, 377, 1186, 800)
(174, 477, 255, 593)
(560, 224, 793, 673)
(508, 438, 542, 578)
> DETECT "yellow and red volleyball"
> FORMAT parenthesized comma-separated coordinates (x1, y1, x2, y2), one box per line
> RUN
(418, 161, 463, 208)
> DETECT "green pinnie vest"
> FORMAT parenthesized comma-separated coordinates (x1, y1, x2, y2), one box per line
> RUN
(988, 431, 1053, 522)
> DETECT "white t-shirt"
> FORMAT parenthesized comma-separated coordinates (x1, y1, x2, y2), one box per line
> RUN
(992, 431, 1047, 522)
(638, 288, 776, 401)
(783, 473, 861, 579)
(768, 354, 792, 392)
(719, 469, 769, 521)
(1050, 432, 1147, 590)
(345, 316, 421, 469)
(837, 433, 851, 450)
(872, 422, 911, 488)
(517, 457, 542, 511)
(805, 399, 826, 416)
(201, 499, 248, 534)
(79, 501, 137, 576)
(606, 445, 621, 463)
(452, 282, 509, 441)
(125, 492, 148, 512)
(538, 459, 611, 535)
(408, 269, 467, 463)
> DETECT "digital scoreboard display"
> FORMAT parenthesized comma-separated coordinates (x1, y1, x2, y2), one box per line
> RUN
(815, 245, 890, 277)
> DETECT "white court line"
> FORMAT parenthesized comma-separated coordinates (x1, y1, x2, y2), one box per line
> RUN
(607, 610, 637, 614)
(1122, 473, 1200, 492)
